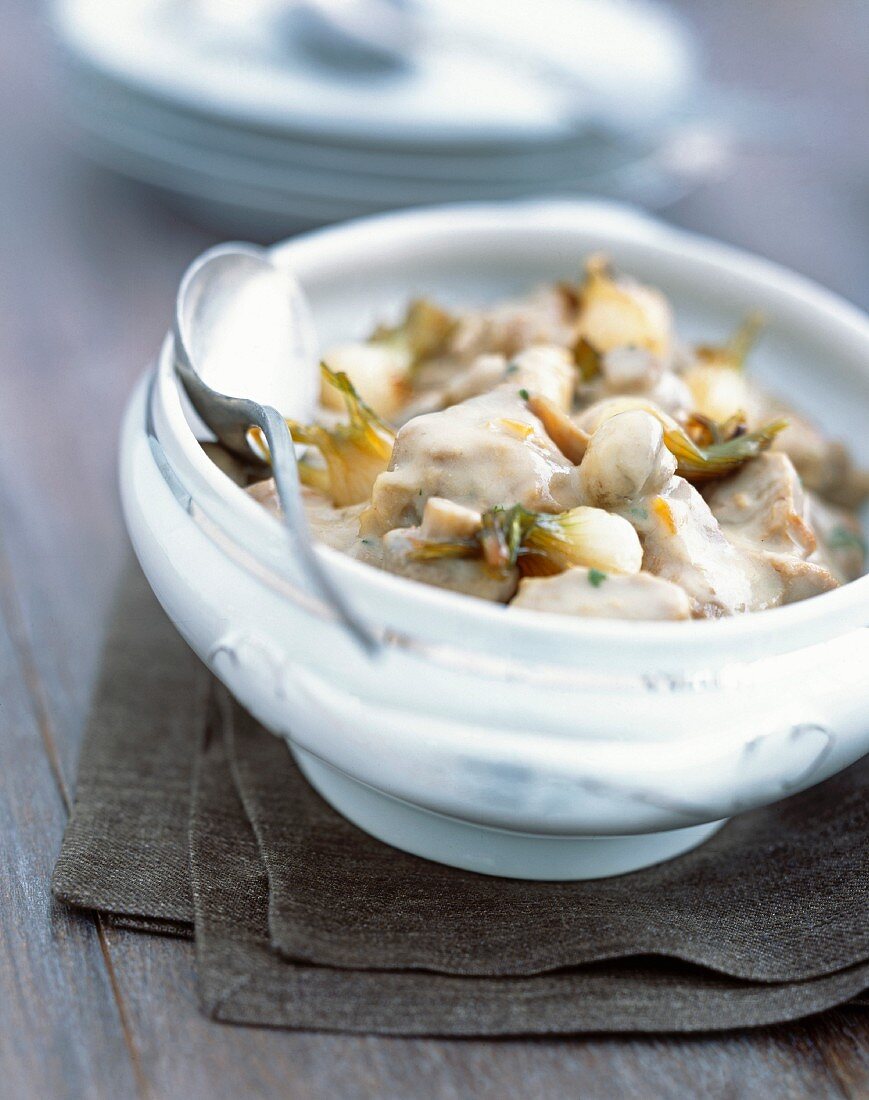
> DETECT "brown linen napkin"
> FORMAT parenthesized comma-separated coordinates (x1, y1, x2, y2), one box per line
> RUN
(52, 566, 204, 933)
(194, 704, 869, 1034)
(53, 562, 869, 1034)
(226, 690, 868, 983)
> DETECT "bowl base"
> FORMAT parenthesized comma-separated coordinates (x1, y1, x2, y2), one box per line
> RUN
(291, 748, 727, 881)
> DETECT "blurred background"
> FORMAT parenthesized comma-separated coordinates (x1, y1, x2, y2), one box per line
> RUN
(0, 1, 867, 740)
(40, 0, 869, 273)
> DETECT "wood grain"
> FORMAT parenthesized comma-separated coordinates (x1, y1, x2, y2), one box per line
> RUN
(0, 0, 866, 1096)
(98, 926, 865, 1100)
(0, 538, 139, 1099)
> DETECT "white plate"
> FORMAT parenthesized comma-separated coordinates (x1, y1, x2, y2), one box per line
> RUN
(75, 111, 690, 235)
(54, 0, 696, 146)
(66, 62, 657, 184)
(73, 103, 661, 207)
(67, 72, 693, 230)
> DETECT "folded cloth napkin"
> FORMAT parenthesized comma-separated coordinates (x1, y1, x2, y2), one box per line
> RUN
(53, 564, 869, 1034)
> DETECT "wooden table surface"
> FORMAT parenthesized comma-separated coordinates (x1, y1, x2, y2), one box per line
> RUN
(1, 1, 867, 1096)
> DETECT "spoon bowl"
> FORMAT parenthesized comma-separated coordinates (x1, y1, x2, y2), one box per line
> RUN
(173, 242, 378, 651)
(176, 243, 319, 451)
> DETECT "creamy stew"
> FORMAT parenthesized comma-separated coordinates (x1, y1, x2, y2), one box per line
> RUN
(239, 257, 868, 621)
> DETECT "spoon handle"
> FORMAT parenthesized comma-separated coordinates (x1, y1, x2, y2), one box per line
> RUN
(257, 404, 381, 656)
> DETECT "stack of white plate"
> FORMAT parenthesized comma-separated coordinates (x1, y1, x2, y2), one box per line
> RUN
(52, 0, 717, 235)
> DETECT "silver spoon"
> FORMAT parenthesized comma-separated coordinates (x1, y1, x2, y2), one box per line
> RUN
(174, 242, 380, 654)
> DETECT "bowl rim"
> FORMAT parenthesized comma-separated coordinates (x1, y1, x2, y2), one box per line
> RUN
(149, 199, 869, 670)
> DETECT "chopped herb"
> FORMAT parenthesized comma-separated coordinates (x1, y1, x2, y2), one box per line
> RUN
(588, 568, 608, 587)
(827, 526, 867, 554)
(629, 505, 649, 521)
(518, 388, 530, 401)
(505, 362, 519, 375)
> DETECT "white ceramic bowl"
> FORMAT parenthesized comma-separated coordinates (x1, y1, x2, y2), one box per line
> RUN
(120, 201, 869, 879)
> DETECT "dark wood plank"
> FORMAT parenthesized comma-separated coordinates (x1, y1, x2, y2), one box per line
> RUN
(100, 924, 867, 1100)
(0, 4, 215, 782)
(0, 540, 139, 1100)
(793, 1010, 869, 1100)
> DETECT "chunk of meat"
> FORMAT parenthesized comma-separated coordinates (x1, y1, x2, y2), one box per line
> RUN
(402, 353, 510, 420)
(418, 496, 482, 541)
(510, 567, 691, 620)
(355, 526, 518, 603)
(647, 371, 694, 419)
(247, 477, 281, 515)
(777, 424, 869, 509)
(448, 284, 579, 362)
(586, 346, 692, 417)
(704, 453, 816, 557)
(248, 481, 365, 553)
(570, 413, 758, 617)
(576, 410, 676, 510)
(806, 492, 866, 583)
(406, 345, 575, 420)
(600, 346, 662, 393)
(639, 476, 839, 615)
(749, 389, 869, 507)
(361, 387, 579, 536)
(744, 551, 839, 610)
(637, 479, 755, 617)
